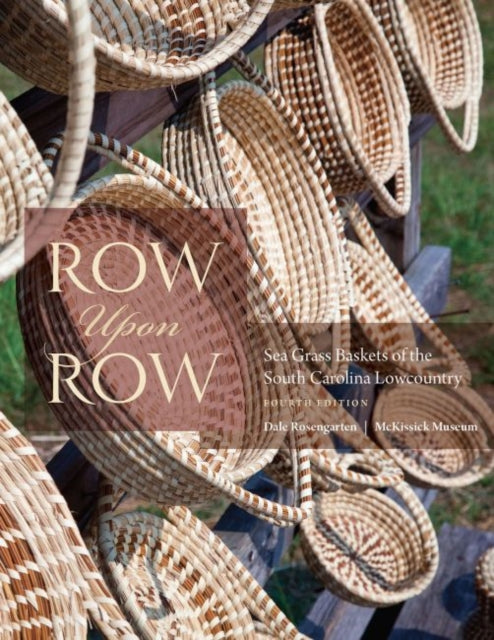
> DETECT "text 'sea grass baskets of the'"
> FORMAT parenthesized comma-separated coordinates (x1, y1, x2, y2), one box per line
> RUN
(300, 481, 439, 607)
(163, 53, 353, 374)
(372, 385, 494, 488)
(0, 0, 275, 93)
(464, 547, 494, 640)
(345, 203, 471, 381)
(368, 0, 483, 153)
(0, 0, 94, 281)
(88, 479, 309, 639)
(0, 413, 137, 639)
(265, 0, 411, 218)
(18, 137, 312, 526)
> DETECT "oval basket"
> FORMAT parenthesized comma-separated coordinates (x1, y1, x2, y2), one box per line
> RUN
(18, 139, 312, 526)
(0, 0, 94, 281)
(88, 479, 309, 639)
(345, 203, 471, 381)
(0, 0, 274, 93)
(0, 413, 137, 639)
(368, 0, 483, 153)
(372, 385, 494, 488)
(300, 482, 439, 606)
(163, 53, 353, 375)
(265, 0, 411, 217)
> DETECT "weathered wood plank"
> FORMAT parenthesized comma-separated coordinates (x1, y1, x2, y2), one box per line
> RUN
(389, 524, 494, 639)
(405, 245, 452, 319)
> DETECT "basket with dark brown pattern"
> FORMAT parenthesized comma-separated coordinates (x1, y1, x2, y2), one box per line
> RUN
(89, 478, 310, 639)
(18, 135, 313, 527)
(300, 480, 439, 606)
(464, 547, 494, 640)
(0, 413, 137, 638)
(0, 0, 275, 93)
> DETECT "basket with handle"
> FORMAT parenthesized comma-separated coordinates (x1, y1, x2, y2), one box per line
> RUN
(87, 477, 310, 639)
(264, 0, 412, 218)
(0, 0, 275, 93)
(344, 202, 471, 381)
(300, 480, 439, 606)
(372, 384, 494, 488)
(163, 51, 353, 377)
(0, 0, 95, 282)
(368, 0, 483, 153)
(0, 412, 138, 638)
(18, 134, 313, 527)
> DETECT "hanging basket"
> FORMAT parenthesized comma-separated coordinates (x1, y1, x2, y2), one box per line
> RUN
(18, 136, 312, 526)
(300, 481, 439, 606)
(0, 413, 137, 639)
(0, 0, 95, 282)
(265, 0, 411, 217)
(88, 479, 309, 639)
(368, 0, 483, 153)
(0, 0, 275, 93)
(345, 203, 471, 381)
(163, 52, 353, 375)
(372, 385, 494, 488)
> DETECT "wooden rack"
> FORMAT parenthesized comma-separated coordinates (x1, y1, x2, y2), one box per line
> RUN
(11, 7, 465, 639)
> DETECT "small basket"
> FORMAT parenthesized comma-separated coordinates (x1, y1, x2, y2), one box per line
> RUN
(372, 385, 494, 488)
(464, 547, 494, 640)
(0, 0, 95, 281)
(300, 481, 439, 606)
(90, 479, 309, 639)
(0, 0, 275, 93)
(368, 0, 483, 153)
(18, 136, 313, 527)
(163, 52, 353, 374)
(345, 203, 471, 381)
(0, 413, 137, 638)
(265, 0, 412, 217)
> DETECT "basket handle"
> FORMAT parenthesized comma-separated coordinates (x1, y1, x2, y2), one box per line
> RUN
(313, 1, 412, 218)
(345, 202, 471, 382)
(43, 131, 206, 209)
(1, 0, 95, 279)
(310, 449, 404, 489)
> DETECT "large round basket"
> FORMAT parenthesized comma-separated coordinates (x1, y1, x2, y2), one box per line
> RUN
(18, 143, 312, 526)
(89, 479, 309, 639)
(163, 55, 353, 374)
(0, 0, 275, 93)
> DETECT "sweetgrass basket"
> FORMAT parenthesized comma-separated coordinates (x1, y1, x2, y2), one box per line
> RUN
(372, 385, 494, 488)
(0, 0, 275, 93)
(368, 0, 483, 153)
(18, 136, 313, 526)
(87, 479, 309, 639)
(300, 481, 439, 606)
(464, 547, 494, 640)
(345, 203, 471, 381)
(0, 0, 95, 282)
(265, 0, 411, 217)
(163, 52, 353, 375)
(0, 413, 137, 638)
